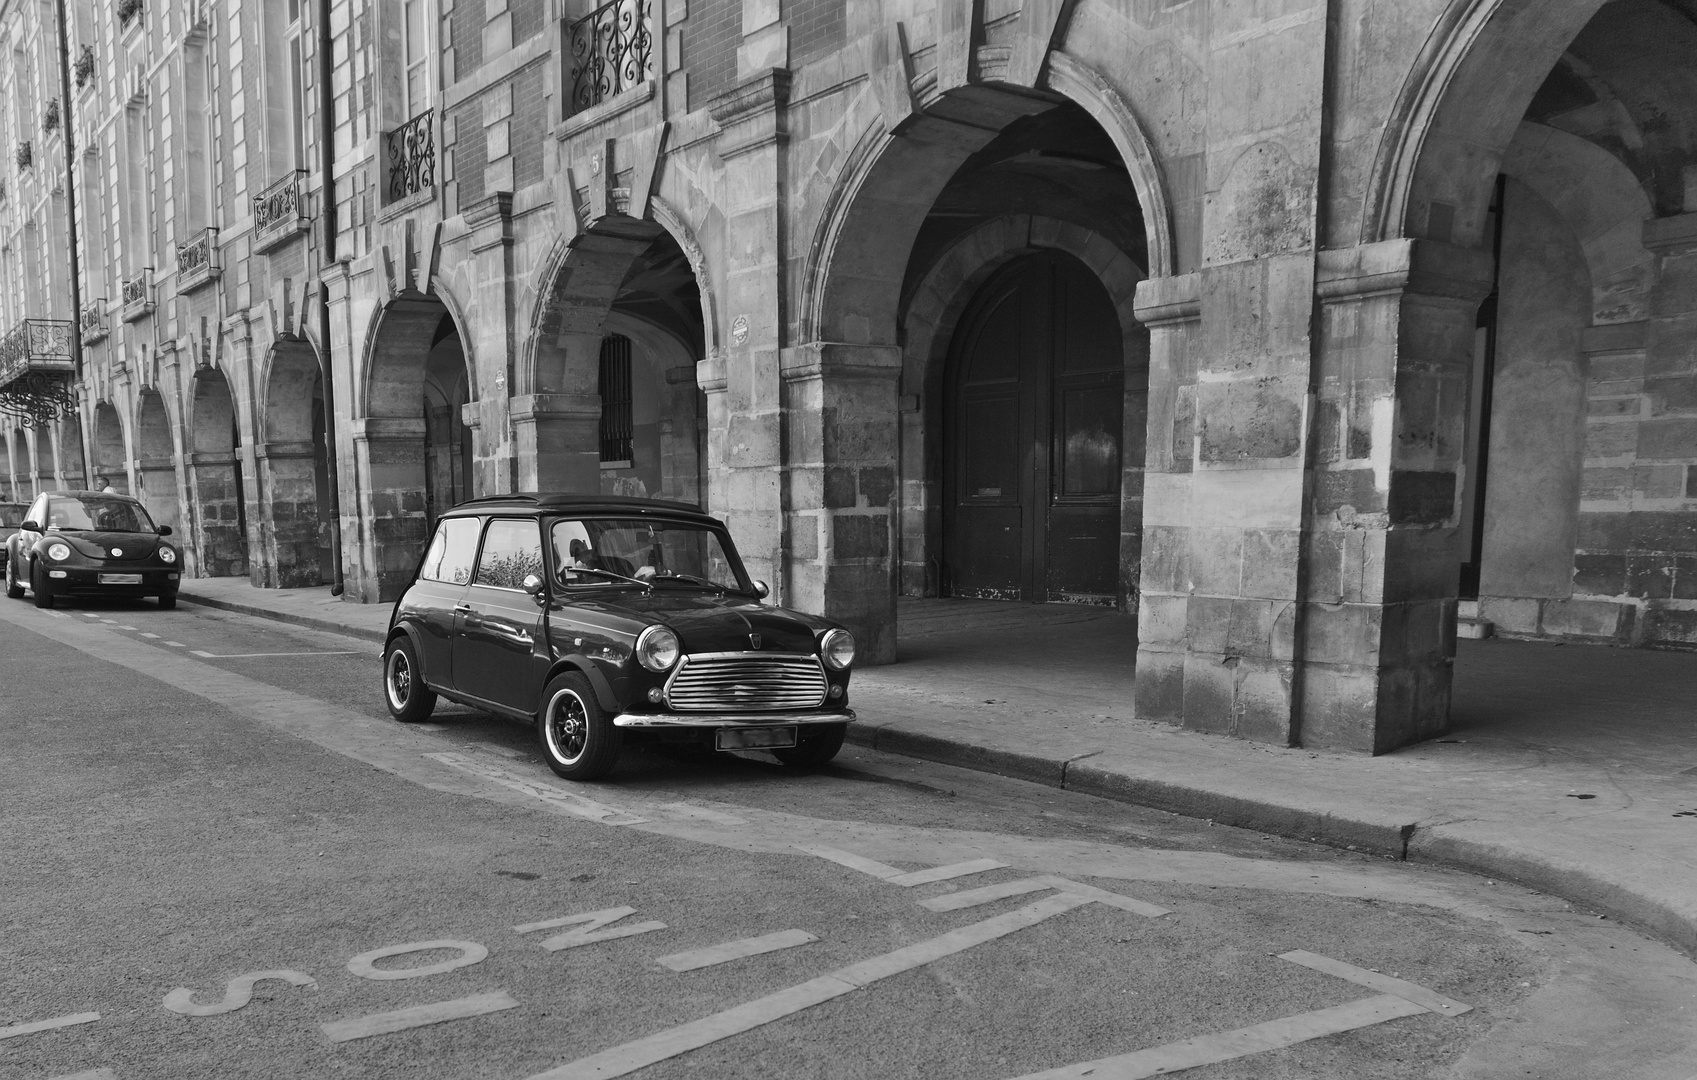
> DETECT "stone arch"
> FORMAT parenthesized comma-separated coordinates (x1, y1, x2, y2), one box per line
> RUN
(258, 338, 333, 588)
(189, 367, 248, 577)
(135, 388, 181, 532)
(93, 400, 128, 494)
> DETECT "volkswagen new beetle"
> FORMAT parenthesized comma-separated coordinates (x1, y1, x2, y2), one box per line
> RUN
(381, 494, 856, 780)
(4, 490, 183, 608)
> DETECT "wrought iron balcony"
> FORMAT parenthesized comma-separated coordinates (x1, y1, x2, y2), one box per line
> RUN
(16, 141, 32, 170)
(383, 109, 435, 205)
(43, 99, 61, 134)
(75, 45, 95, 89)
(121, 268, 154, 322)
(568, 0, 654, 115)
(177, 227, 220, 292)
(253, 170, 310, 252)
(80, 300, 109, 346)
(0, 319, 74, 387)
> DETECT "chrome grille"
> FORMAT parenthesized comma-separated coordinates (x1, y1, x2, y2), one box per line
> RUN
(665, 653, 827, 712)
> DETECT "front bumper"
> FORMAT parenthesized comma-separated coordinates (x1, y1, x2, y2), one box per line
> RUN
(45, 566, 180, 595)
(612, 709, 856, 729)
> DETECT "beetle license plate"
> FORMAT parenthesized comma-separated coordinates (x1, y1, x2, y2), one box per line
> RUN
(99, 573, 143, 585)
(716, 727, 798, 751)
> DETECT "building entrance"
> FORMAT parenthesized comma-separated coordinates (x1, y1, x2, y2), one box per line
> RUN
(942, 252, 1123, 605)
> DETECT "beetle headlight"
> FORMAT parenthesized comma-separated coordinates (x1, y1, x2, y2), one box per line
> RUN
(635, 625, 681, 673)
(46, 543, 71, 562)
(159, 546, 177, 564)
(821, 628, 856, 671)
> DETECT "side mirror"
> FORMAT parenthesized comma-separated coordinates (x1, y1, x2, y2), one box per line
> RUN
(752, 579, 770, 599)
(158, 525, 173, 536)
(521, 573, 546, 597)
(20, 520, 38, 533)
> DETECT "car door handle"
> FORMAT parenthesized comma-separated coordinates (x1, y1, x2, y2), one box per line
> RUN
(453, 603, 473, 612)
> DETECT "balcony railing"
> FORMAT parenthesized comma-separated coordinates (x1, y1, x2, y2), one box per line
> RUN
(80, 300, 108, 346)
(383, 109, 435, 205)
(253, 170, 310, 252)
(121, 269, 154, 322)
(16, 141, 32, 170)
(0, 319, 74, 388)
(177, 227, 220, 292)
(118, 0, 143, 28)
(43, 99, 61, 134)
(568, 0, 654, 115)
(75, 45, 95, 89)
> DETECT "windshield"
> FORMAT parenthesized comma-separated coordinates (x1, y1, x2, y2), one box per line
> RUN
(550, 517, 747, 592)
(45, 496, 156, 534)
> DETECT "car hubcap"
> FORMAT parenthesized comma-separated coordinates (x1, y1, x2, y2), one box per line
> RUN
(388, 652, 411, 708)
(548, 691, 588, 764)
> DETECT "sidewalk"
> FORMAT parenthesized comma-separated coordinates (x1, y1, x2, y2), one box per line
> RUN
(178, 580, 1697, 958)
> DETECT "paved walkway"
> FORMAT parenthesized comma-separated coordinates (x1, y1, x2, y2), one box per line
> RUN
(178, 579, 1697, 958)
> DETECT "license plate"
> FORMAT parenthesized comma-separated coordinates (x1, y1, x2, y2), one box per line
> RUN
(99, 573, 142, 585)
(716, 726, 798, 751)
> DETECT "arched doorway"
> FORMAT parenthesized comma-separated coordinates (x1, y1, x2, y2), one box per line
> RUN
(942, 251, 1125, 605)
(423, 321, 471, 524)
(94, 401, 127, 493)
(135, 389, 181, 532)
(261, 340, 333, 587)
(190, 369, 249, 576)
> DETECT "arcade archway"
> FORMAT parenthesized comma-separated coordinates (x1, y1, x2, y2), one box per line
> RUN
(135, 389, 181, 532)
(93, 402, 127, 494)
(261, 340, 334, 587)
(190, 369, 249, 577)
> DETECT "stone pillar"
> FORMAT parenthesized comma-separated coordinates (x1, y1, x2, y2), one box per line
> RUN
(351, 417, 429, 602)
(781, 343, 902, 663)
(511, 393, 602, 492)
(1302, 239, 1495, 751)
(188, 451, 248, 577)
(257, 441, 322, 588)
(136, 454, 181, 531)
(704, 71, 789, 598)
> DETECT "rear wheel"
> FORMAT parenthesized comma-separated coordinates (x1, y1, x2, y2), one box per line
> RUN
(538, 672, 621, 781)
(4, 553, 22, 599)
(772, 722, 847, 767)
(30, 560, 54, 609)
(383, 636, 437, 723)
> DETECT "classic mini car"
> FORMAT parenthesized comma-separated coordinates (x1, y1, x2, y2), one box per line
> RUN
(4, 490, 183, 609)
(382, 493, 857, 780)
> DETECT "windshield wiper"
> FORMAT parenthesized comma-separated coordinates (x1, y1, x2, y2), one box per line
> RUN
(567, 567, 653, 591)
(649, 573, 727, 592)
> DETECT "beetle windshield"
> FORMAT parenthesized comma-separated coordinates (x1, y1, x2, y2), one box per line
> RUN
(45, 496, 156, 534)
(551, 518, 747, 592)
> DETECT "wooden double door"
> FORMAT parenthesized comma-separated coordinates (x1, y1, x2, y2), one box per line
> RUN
(942, 252, 1124, 605)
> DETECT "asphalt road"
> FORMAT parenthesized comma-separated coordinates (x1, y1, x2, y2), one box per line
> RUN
(2, 596, 1695, 1080)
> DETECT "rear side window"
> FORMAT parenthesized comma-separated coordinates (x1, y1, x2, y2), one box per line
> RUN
(474, 518, 545, 589)
(419, 517, 480, 585)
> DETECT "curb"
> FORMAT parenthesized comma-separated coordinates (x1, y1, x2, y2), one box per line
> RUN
(175, 591, 389, 645)
(846, 721, 1697, 960)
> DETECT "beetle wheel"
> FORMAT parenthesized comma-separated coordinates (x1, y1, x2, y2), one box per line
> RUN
(4, 553, 23, 599)
(30, 560, 54, 609)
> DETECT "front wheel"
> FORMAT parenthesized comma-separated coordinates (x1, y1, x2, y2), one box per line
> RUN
(4, 553, 23, 599)
(157, 593, 177, 610)
(772, 722, 847, 767)
(30, 560, 54, 609)
(537, 672, 621, 781)
(383, 637, 437, 723)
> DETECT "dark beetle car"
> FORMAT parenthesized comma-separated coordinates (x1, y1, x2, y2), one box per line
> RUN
(382, 493, 857, 780)
(4, 490, 183, 609)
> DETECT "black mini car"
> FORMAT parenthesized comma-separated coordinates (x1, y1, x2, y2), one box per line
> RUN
(382, 493, 857, 780)
(4, 490, 183, 608)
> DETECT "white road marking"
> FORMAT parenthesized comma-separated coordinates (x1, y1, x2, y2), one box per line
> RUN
(164, 641, 185, 647)
(139, 632, 159, 638)
(1278, 950, 1472, 1016)
(527, 893, 1093, 1080)
(514, 906, 668, 951)
(888, 858, 1008, 886)
(921, 877, 1056, 911)
(1036, 876, 1171, 918)
(0, 1011, 100, 1040)
(48, 1070, 116, 1080)
(99, 619, 116, 624)
(426, 752, 649, 825)
(793, 844, 904, 880)
(118, 625, 137, 630)
(346, 939, 488, 981)
(188, 650, 360, 659)
(82, 613, 100, 619)
(320, 990, 519, 1043)
(1006, 994, 1432, 1079)
(655, 929, 818, 972)
(163, 969, 317, 1016)
(656, 802, 748, 826)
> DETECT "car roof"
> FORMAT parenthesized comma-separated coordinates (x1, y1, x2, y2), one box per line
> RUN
(441, 492, 718, 522)
(41, 489, 145, 504)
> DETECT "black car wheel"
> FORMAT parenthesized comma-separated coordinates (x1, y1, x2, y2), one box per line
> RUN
(538, 672, 621, 781)
(30, 560, 54, 609)
(772, 722, 848, 768)
(158, 593, 177, 610)
(4, 552, 22, 599)
(383, 637, 437, 723)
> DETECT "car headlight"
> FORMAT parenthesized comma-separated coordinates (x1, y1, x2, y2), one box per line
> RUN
(159, 546, 177, 564)
(46, 543, 71, 562)
(635, 625, 681, 673)
(821, 628, 855, 670)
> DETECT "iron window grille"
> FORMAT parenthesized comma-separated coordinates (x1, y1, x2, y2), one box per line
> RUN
(75, 45, 95, 89)
(16, 142, 33, 171)
(384, 109, 435, 204)
(598, 333, 634, 464)
(43, 99, 61, 134)
(568, 0, 654, 116)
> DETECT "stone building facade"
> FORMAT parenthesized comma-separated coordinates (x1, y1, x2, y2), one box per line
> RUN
(2, 0, 1695, 753)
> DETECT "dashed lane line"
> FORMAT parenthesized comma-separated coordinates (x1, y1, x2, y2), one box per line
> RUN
(320, 990, 520, 1043)
(526, 892, 1093, 1080)
(48, 1070, 116, 1080)
(655, 929, 818, 972)
(888, 858, 1008, 886)
(0, 1011, 100, 1040)
(189, 649, 361, 659)
(164, 641, 186, 647)
(138, 632, 159, 638)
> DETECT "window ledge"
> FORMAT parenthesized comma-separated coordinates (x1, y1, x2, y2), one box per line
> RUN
(555, 81, 656, 142)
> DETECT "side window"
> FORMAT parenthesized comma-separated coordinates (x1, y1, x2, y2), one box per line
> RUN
(474, 518, 545, 589)
(28, 495, 47, 528)
(419, 517, 480, 585)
